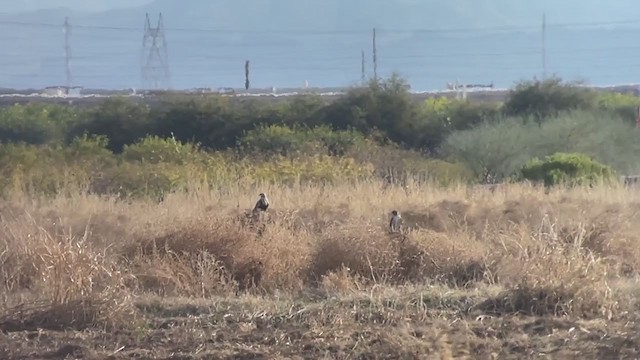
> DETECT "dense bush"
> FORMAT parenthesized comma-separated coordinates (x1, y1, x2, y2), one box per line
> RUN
(0, 74, 639, 194)
(151, 95, 327, 152)
(320, 75, 416, 143)
(519, 152, 615, 187)
(67, 98, 152, 152)
(345, 140, 475, 185)
(440, 118, 537, 182)
(238, 124, 365, 157)
(595, 91, 640, 124)
(276, 95, 328, 126)
(0, 134, 381, 198)
(152, 96, 254, 151)
(0, 76, 636, 158)
(504, 77, 596, 120)
(527, 110, 640, 175)
(0, 104, 78, 145)
(415, 97, 503, 151)
(443, 110, 640, 181)
(319, 77, 504, 152)
(122, 135, 204, 165)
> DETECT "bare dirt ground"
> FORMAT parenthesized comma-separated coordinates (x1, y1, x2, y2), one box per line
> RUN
(2, 289, 639, 360)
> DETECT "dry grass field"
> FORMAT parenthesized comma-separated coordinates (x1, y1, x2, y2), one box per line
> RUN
(2, 181, 640, 359)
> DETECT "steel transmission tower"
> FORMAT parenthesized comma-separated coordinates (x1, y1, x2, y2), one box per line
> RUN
(141, 13, 171, 89)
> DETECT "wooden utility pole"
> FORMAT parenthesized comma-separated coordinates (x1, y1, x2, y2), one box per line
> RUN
(245, 60, 250, 90)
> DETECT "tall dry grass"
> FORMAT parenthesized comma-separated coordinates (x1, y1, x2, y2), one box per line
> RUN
(1, 180, 640, 330)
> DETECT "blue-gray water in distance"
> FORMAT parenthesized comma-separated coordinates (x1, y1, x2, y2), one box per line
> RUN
(1, 24, 639, 91)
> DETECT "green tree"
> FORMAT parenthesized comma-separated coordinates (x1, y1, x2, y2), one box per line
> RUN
(320, 74, 417, 146)
(441, 118, 538, 182)
(504, 77, 596, 121)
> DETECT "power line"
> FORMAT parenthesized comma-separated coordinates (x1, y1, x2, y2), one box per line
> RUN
(2, 18, 640, 35)
(2, 42, 640, 65)
(2, 17, 640, 90)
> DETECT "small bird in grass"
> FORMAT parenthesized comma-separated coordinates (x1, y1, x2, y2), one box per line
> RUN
(389, 210, 403, 233)
(253, 193, 269, 213)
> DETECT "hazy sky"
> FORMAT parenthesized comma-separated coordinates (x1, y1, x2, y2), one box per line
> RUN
(0, 0, 153, 13)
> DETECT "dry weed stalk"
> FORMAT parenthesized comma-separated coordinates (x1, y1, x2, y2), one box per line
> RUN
(0, 213, 136, 331)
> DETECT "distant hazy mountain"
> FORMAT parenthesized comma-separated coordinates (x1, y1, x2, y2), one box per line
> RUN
(85, 0, 640, 30)
(0, 0, 152, 14)
(1, 0, 640, 90)
(5, 0, 640, 31)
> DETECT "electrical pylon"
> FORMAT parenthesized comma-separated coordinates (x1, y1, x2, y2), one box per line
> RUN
(141, 13, 171, 89)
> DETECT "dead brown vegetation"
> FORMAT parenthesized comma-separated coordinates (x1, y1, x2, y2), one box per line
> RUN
(1, 182, 640, 358)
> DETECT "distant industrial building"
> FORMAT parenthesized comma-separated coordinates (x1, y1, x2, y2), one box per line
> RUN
(42, 86, 83, 97)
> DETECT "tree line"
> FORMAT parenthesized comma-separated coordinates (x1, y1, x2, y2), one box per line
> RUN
(0, 74, 637, 197)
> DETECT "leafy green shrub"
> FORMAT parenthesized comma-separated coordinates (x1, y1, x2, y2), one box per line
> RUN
(415, 97, 502, 151)
(441, 118, 538, 182)
(504, 77, 596, 120)
(537, 111, 640, 174)
(67, 98, 152, 152)
(311, 126, 366, 156)
(320, 74, 416, 146)
(122, 135, 203, 165)
(442, 109, 640, 181)
(0, 143, 86, 196)
(91, 162, 189, 200)
(238, 124, 365, 157)
(153, 96, 243, 150)
(278, 95, 328, 126)
(346, 140, 474, 185)
(0, 104, 78, 145)
(250, 154, 374, 184)
(595, 91, 640, 124)
(519, 152, 615, 187)
(238, 124, 318, 156)
(64, 134, 115, 166)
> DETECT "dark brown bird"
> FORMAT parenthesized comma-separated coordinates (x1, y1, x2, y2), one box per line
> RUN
(253, 193, 269, 213)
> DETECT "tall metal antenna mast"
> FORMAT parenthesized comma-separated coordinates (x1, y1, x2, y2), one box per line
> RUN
(542, 12, 547, 80)
(361, 50, 366, 85)
(141, 13, 171, 89)
(372, 28, 378, 80)
(63, 17, 72, 88)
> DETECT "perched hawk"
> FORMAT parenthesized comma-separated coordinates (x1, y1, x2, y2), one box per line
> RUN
(389, 210, 402, 233)
(253, 193, 269, 213)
